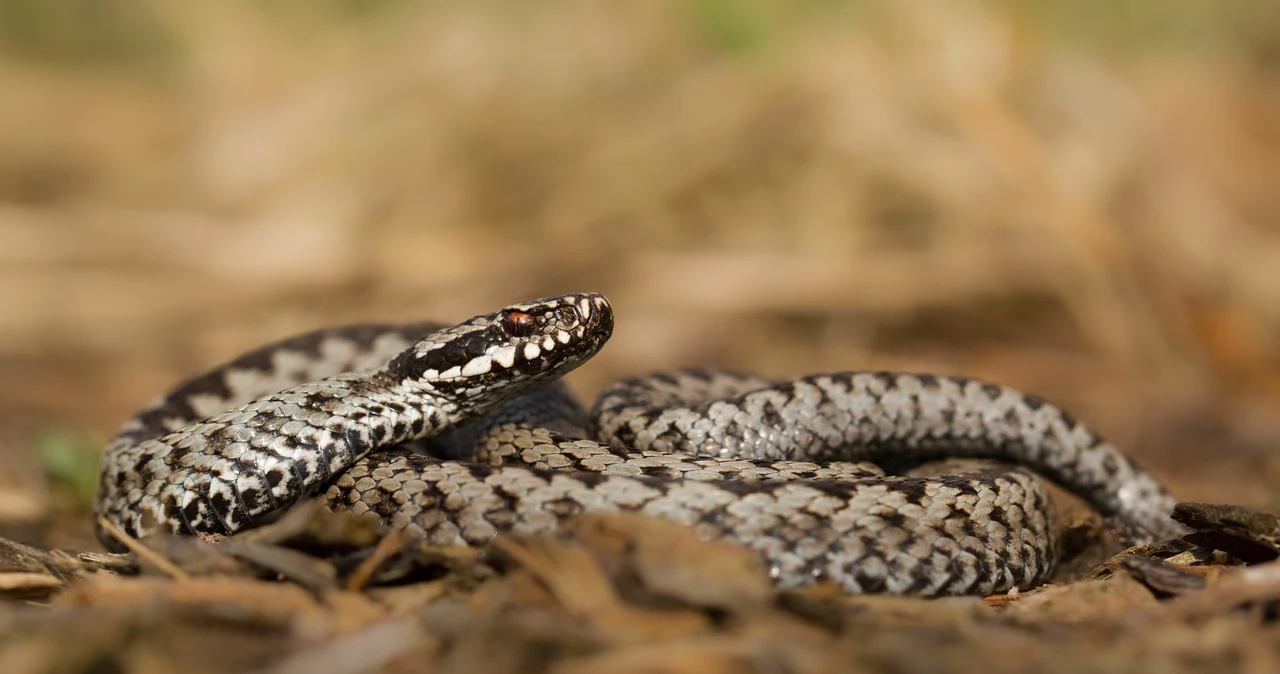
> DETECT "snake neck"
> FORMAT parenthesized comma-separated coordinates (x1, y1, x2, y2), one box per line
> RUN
(343, 372, 462, 451)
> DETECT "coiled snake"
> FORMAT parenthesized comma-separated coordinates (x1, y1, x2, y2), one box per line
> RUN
(95, 293, 1185, 596)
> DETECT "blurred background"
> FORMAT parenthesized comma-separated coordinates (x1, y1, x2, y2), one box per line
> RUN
(0, 0, 1277, 550)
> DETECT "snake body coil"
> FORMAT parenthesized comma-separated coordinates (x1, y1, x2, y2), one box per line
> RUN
(95, 293, 1184, 596)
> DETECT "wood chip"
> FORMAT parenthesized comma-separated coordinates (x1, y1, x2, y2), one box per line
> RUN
(1174, 502, 1280, 563)
(1122, 556, 1208, 597)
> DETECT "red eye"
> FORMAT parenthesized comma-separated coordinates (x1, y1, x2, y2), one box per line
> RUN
(501, 310, 536, 336)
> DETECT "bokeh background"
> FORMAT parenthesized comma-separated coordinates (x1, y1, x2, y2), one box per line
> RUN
(1, 0, 1277, 550)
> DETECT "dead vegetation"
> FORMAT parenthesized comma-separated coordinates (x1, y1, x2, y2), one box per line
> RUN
(1, 1, 1279, 671)
(5, 503, 1280, 673)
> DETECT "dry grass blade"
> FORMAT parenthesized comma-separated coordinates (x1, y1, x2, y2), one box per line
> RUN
(219, 541, 338, 592)
(0, 571, 64, 598)
(61, 575, 326, 625)
(345, 527, 409, 592)
(94, 517, 190, 581)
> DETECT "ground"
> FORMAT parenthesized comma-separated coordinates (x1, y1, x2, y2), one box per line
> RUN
(1, 2, 1279, 672)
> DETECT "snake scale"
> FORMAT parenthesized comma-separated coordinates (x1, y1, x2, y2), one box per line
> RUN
(95, 293, 1186, 596)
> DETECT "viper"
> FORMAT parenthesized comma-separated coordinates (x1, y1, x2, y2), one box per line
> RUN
(94, 293, 1184, 596)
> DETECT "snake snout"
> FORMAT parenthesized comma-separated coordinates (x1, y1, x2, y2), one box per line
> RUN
(583, 294, 613, 334)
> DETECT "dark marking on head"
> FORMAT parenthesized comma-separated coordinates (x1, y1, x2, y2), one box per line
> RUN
(464, 335, 489, 358)
(442, 341, 469, 366)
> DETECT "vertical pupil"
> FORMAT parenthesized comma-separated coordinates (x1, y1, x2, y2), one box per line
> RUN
(504, 311, 534, 336)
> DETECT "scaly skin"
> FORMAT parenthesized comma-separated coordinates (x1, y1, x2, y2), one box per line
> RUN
(95, 292, 1184, 596)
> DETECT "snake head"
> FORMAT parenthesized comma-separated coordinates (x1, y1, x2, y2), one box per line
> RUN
(394, 293, 613, 411)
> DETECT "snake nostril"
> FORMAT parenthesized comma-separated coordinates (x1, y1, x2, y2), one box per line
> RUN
(557, 306, 579, 325)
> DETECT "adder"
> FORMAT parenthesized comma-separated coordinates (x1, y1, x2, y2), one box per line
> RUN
(94, 293, 1185, 596)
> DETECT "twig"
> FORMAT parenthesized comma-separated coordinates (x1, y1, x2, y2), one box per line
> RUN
(345, 526, 408, 592)
(96, 516, 191, 581)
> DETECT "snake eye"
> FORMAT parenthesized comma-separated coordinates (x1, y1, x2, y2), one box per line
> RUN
(501, 310, 536, 337)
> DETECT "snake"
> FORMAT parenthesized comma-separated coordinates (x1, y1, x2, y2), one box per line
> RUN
(94, 293, 1186, 596)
